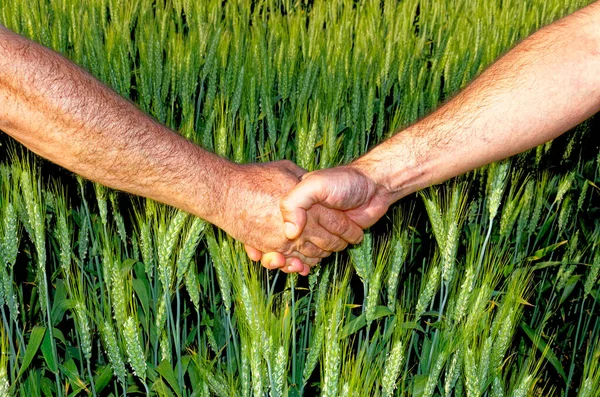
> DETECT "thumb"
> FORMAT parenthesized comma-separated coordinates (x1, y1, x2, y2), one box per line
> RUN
(277, 159, 306, 179)
(280, 175, 328, 239)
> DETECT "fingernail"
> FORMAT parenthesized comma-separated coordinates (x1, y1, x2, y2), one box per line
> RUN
(284, 222, 297, 238)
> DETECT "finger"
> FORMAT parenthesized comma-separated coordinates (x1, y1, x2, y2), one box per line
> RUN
(288, 251, 321, 267)
(294, 240, 330, 259)
(260, 252, 287, 270)
(309, 234, 348, 253)
(301, 220, 349, 253)
(315, 206, 365, 245)
(244, 245, 263, 262)
(277, 160, 306, 179)
(300, 264, 311, 276)
(280, 175, 328, 240)
(281, 257, 305, 273)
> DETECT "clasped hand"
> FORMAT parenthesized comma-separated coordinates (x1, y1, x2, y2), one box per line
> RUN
(222, 160, 391, 275)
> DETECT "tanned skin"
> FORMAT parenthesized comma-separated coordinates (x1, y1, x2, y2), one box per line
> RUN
(0, 25, 365, 276)
(269, 0, 600, 270)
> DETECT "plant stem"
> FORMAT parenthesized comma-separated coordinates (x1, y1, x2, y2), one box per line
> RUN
(176, 289, 183, 386)
(8, 267, 25, 353)
(87, 359, 97, 397)
(565, 298, 585, 395)
(476, 218, 494, 278)
(0, 307, 15, 382)
(43, 271, 62, 397)
(291, 276, 297, 388)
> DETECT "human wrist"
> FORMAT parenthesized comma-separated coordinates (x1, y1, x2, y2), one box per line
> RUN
(348, 156, 397, 208)
(185, 152, 240, 228)
(350, 131, 431, 206)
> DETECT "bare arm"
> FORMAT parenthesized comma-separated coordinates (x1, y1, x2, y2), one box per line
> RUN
(0, 25, 230, 222)
(280, 1, 600, 240)
(0, 25, 363, 274)
(360, 1, 600, 200)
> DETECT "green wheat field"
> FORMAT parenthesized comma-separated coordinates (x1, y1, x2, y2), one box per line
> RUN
(0, 0, 599, 395)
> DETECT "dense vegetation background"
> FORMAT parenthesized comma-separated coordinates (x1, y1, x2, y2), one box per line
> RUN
(0, 0, 599, 395)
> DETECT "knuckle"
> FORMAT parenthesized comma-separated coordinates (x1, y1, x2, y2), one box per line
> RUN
(304, 257, 319, 266)
(319, 250, 332, 259)
(335, 240, 348, 252)
(350, 230, 365, 245)
(313, 174, 328, 189)
(280, 196, 294, 213)
(282, 243, 296, 256)
(339, 219, 362, 243)
(301, 172, 322, 188)
(317, 209, 349, 235)
(287, 251, 305, 261)
(300, 243, 322, 258)
(331, 216, 349, 235)
(323, 237, 347, 252)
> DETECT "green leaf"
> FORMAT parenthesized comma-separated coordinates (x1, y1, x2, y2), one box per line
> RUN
(185, 327, 198, 347)
(94, 364, 114, 394)
(371, 305, 394, 319)
(339, 306, 393, 339)
(412, 374, 428, 397)
(157, 360, 183, 397)
(559, 274, 582, 306)
(520, 322, 566, 380)
(339, 314, 365, 339)
(120, 258, 138, 273)
(151, 378, 176, 397)
(382, 315, 397, 341)
(532, 261, 585, 271)
(146, 363, 159, 383)
(527, 241, 567, 261)
(51, 279, 70, 325)
(340, 306, 394, 339)
(59, 359, 86, 394)
(213, 315, 227, 350)
(41, 328, 58, 374)
(40, 376, 55, 397)
(17, 326, 46, 379)
(51, 298, 75, 327)
(187, 359, 201, 387)
(427, 320, 445, 330)
(401, 321, 426, 333)
(530, 261, 563, 271)
(132, 278, 150, 318)
(52, 327, 67, 345)
(502, 263, 515, 277)
(179, 355, 192, 380)
(68, 390, 82, 397)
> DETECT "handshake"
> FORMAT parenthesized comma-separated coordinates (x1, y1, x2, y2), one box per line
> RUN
(2, 0, 595, 279)
(216, 156, 398, 276)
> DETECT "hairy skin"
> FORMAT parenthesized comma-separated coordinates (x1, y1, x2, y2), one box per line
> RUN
(279, 1, 600, 253)
(0, 25, 364, 275)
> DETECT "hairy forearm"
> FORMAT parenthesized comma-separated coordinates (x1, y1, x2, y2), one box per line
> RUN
(356, 1, 600, 203)
(0, 25, 233, 223)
